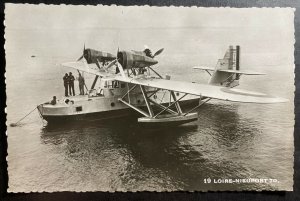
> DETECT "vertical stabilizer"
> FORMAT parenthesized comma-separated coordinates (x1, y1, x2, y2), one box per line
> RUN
(209, 45, 240, 87)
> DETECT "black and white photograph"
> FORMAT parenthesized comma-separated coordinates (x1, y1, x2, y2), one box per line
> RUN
(5, 4, 294, 192)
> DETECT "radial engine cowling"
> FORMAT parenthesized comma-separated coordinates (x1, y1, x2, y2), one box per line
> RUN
(83, 49, 116, 64)
(117, 51, 158, 69)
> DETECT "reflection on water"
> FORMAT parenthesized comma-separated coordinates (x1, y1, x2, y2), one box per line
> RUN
(28, 102, 284, 191)
(40, 117, 199, 191)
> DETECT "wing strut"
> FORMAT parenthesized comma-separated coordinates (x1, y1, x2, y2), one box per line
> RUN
(118, 84, 150, 117)
(148, 66, 163, 78)
(91, 76, 99, 89)
(118, 98, 150, 117)
(118, 84, 199, 126)
(140, 85, 154, 117)
(154, 93, 187, 118)
(120, 84, 137, 100)
(171, 92, 183, 114)
(148, 99, 178, 115)
(184, 97, 211, 116)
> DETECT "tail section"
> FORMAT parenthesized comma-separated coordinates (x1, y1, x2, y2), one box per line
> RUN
(193, 45, 265, 88)
(209, 45, 240, 87)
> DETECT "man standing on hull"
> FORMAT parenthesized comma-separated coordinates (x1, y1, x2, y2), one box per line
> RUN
(63, 73, 69, 97)
(78, 73, 85, 95)
(68, 72, 75, 96)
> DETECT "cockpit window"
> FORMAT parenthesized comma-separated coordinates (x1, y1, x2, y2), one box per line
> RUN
(112, 81, 119, 88)
(104, 80, 119, 89)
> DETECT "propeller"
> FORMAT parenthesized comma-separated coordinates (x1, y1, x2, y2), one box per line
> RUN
(143, 45, 164, 58)
(153, 48, 164, 58)
(77, 43, 86, 61)
(116, 60, 125, 77)
(77, 55, 83, 61)
(105, 59, 117, 69)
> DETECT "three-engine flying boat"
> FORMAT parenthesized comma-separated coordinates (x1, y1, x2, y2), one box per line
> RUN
(37, 45, 288, 127)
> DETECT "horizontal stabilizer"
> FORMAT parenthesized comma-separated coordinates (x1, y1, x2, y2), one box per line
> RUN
(193, 66, 215, 71)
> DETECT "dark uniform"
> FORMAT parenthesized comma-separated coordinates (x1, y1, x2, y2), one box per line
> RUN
(144, 48, 153, 58)
(68, 72, 75, 96)
(78, 74, 85, 95)
(50, 96, 57, 105)
(63, 73, 69, 96)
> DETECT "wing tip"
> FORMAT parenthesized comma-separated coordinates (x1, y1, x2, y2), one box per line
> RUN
(249, 97, 289, 104)
(274, 97, 289, 103)
(192, 66, 215, 70)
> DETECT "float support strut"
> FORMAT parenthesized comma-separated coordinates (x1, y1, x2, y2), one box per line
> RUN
(154, 93, 187, 118)
(171, 92, 183, 114)
(184, 98, 211, 116)
(118, 98, 150, 117)
(140, 85, 154, 117)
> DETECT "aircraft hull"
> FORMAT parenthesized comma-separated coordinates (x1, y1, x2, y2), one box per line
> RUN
(40, 107, 135, 123)
(37, 94, 200, 125)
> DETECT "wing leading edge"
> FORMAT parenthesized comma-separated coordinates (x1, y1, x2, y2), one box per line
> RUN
(115, 76, 288, 104)
(62, 61, 112, 78)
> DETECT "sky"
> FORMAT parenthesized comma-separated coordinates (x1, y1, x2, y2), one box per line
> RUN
(4, 4, 295, 69)
(5, 4, 295, 30)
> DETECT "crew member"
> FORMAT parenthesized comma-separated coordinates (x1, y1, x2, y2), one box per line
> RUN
(50, 96, 57, 105)
(144, 48, 153, 58)
(63, 73, 69, 96)
(68, 72, 75, 96)
(78, 73, 85, 95)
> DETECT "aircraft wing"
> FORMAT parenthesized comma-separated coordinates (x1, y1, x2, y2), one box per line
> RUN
(193, 66, 215, 71)
(61, 61, 112, 78)
(115, 76, 288, 104)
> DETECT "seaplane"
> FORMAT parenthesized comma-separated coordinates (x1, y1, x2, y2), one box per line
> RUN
(37, 45, 288, 127)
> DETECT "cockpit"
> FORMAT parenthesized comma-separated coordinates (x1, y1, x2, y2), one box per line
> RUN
(102, 79, 126, 89)
(88, 78, 126, 97)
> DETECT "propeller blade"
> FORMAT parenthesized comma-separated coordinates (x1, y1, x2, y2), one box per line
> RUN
(116, 60, 126, 78)
(106, 59, 117, 69)
(77, 43, 86, 61)
(77, 55, 83, 61)
(153, 48, 164, 57)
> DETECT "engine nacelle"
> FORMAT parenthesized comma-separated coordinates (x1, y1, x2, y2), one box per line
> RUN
(84, 48, 116, 64)
(117, 51, 158, 69)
